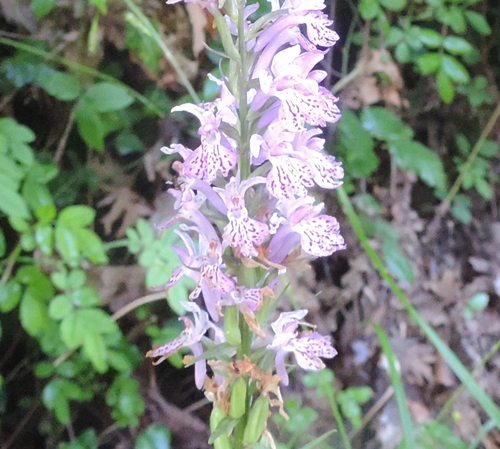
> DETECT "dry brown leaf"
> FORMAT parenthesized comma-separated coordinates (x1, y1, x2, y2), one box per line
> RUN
(98, 186, 153, 237)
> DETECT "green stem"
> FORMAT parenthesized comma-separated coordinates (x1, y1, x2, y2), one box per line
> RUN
(122, 0, 200, 103)
(237, 0, 250, 180)
(327, 388, 352, 449)
(337, 186, 500, 428)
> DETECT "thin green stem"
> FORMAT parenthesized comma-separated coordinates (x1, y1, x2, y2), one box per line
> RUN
(337, 186, 500, 428)
(0, 36, 165, 117)
(1, 242, 22, 285)
(237, 0, 250, 180)
(327, 389, 352, 449)
(122, 0, 200, 103)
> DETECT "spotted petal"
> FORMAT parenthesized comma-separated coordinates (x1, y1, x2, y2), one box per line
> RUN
(293, 215, 346, 257)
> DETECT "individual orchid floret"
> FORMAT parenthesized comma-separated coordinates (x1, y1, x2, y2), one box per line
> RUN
(268, 309, 337, 385)
(167, 103, 238, 183)
(257, 46, 341, 131)
(267, 197, 346, 261)
(146, 301, 223, 389)
(217, 177, 270, 258)
(159, 227, 235, 322)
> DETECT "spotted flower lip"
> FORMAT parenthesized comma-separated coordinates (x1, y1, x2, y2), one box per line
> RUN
(146, 301, 224, 389)
(268, 309, 337, 385)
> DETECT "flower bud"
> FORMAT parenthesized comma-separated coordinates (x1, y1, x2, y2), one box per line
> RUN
(242, 394, 269, 444)
(229, 376, 247, 419)
(210, 406, 232, 449)
(224, 305, 242, 346)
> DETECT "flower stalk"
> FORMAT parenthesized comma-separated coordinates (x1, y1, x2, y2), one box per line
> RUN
(147, 0, 345, 446)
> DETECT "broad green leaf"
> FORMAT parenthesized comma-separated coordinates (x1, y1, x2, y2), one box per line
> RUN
(478, 140, 499, 157)
(67, 270, 87, 289)
(49, 294, 73, 320)
(0, 117, 35, 143)
(436, 69, 454, 103)
(388, 138, 447, 191)
(35, 223, 54, 255)
(394, 41, 411, 63)
(441, 54, 470, 83)
(84, 82, 133, 113)
(0, 154, 24, 181)
(31, 0, 57, 19)
(115, 131, 144, 155)
(20, 291, 48, 336)
(18, 266, 54, 300)
(475, 177, 492, 200)
(338, 110, 378, 179)
(417, 28, 443, 48)
(70, 287, 100, 307)
(74, 98, 106, 151)
(11, 142, 34, 166)
(416, 52, 441, 75)
(51, 270, 68, 290)
(379, 0, 406, 11)
(465, 10, 491, 35)
(55, 222, 80, 267)
(106, 376, 145, 427)
(22, 177, 53, 212)
(75, 228, 108, 264)
(35, 361, 55, 378)
(35, 204, 57, 224)
(361, 106, 412, 141)
(135, 424, 172, 449)
(42, 379, 71, 424)
(0, 280, 22, 312)
(0, 179, 29, 218)
(39, 71, 82, 101)
(61, 308, 118, 348)
(83, 332, 108, 373)
(443, 36, 474, 55)
(59, 205, 96, 228)
(359, 0, 380, 20)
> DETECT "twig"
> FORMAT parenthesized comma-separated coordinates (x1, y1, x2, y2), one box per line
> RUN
(54, 110, 75, 166)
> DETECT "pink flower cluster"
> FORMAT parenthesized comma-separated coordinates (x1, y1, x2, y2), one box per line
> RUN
(148, 0, 345, 387)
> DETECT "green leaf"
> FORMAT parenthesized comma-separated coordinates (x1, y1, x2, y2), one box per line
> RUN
(75, 228, 108, 264)
(70, 287, 100, 307)
(115, 131, 144, 155)
(443, 36, 474, 55)
(436, 69, 454, 103)
(0, 280, 22, 312)
(389, 138, 447, 191)
(0, 118, 36, 143)
(475, 177, 492, 200)
(135, 424, 172, 449)
(55, 222, 80, 267)
(83, 332, 108, 373)
(106, 376, 145, 427)
(361, 106, 412, 141)
(441, 54, 470, 84)
(416, 52, 441, 75)
(39, 71, 82, 101)
(84, 82, 133, 113)
(60, 309, 118, 348)
(382, 236, 414, 284)
(465, 292, 489, 320)
(379, 0, 406, 11)
(0, 178, 30, 218)
(31, 0, 57, 19)
(451, 194, 472, 225)
(49, 294, 73, 320)
(74, 98, 106, 151)
(89, 0, 107, 14)
(465, 10, 491, 35)
(16, 265, 54, 300)
(417, 28, 443, 48)
(35, 223, 54, 256)
(35, 361, 56, 378)
(359, 0, 380, 20)
(68, 270, 87, 289)
(338, 110, 378, 178)
(394, 41, 411, 63)
(20, 291, 48, 336)
(59, 205, 96, 228)
(43, 379, 71, 424)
